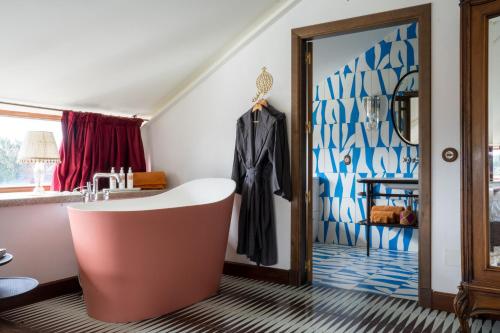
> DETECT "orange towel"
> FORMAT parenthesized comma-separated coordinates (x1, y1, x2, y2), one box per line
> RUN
(133, 172, 167, 189)
(370, 211, 397, 224)
(371, 206, 404, 222)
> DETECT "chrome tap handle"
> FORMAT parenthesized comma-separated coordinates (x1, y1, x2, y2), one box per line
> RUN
(82, 189, 90, 203)
(103, 189, 110, 201)
(90, 173, 120, 201)
(88, 181, 98, 202)
(73, 184, 91, 202)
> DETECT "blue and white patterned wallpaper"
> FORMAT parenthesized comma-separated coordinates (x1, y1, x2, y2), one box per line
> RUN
(313, 23, 419, 252)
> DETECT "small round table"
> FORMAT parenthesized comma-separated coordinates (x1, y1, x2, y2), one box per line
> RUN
(0, 253, 38, 300)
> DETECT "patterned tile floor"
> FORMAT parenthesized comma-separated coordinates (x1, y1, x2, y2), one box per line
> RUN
(313, 243, 418, 300)
(2, 275, 499, 332)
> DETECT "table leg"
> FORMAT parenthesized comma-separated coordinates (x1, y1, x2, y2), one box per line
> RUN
(366, 183, 373, 256)
(366, 225, 370, 256)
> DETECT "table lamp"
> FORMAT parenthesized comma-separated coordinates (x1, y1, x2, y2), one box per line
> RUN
(17, 131, 60, 193)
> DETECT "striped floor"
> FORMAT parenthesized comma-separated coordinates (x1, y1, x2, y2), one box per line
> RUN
(313, 243, 418, 300)
(1, 275, 500, 332)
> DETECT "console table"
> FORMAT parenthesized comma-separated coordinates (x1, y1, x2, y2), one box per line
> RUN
(0, 253, 38, 300)
(357, 178, 419, 256)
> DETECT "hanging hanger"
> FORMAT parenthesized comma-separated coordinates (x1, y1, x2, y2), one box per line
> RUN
(252, 98, 263, 123)
(252, 96, 269, 112)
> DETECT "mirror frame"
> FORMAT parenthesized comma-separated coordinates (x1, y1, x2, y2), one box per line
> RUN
(390, 69, 419, 146)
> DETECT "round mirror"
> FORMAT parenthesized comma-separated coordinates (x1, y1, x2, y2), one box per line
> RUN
(391, 70, 419, 146)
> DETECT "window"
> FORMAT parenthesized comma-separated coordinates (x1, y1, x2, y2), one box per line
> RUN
(0, 111, 62, 192)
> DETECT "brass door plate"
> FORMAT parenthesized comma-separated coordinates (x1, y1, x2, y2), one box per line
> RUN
(442, 147, 458, 162)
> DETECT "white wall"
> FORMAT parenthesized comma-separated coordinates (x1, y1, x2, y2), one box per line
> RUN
(312, 26, 395, 83)
(141, 126, 153, 172)
(0, 203, 78, 284)
(145, 0, 461, 294)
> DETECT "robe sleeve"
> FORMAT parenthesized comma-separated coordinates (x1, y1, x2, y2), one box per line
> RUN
(271, 115, 292, 201)
(231, 124, 246, 194)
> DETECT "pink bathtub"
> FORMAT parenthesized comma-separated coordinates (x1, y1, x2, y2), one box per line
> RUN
(67, 178, 235, 323)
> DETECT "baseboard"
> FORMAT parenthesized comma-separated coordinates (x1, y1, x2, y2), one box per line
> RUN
(223, 261, 292, 285)
(431, 291, 456, 313)
(0, 276, 81, 312)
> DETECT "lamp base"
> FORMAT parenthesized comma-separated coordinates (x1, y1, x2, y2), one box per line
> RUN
(32, 162, 46, 194)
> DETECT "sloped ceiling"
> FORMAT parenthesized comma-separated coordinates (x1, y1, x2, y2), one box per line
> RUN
(0, 0, 295, 117)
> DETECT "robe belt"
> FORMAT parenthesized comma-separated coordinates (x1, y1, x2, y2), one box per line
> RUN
(245, 167, 262, 181)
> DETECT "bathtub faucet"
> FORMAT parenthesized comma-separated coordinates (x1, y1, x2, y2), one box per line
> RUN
(91, 173, 120, 201)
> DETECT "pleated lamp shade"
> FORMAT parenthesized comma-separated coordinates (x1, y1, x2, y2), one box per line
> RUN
(17, 131, 61, 164)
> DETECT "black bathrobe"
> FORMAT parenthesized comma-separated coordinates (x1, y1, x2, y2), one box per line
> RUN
(232, 104, 291, 266)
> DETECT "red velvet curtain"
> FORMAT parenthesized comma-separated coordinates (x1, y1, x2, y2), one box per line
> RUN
(52, 111, 146, 191)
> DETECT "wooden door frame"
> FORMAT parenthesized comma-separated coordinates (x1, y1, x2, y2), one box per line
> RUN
(290, 4, 433, 307)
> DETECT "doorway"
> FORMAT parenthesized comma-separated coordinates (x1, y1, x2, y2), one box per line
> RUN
(290, 4, 432, 307)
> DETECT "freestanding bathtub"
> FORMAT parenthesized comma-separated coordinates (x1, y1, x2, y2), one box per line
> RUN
(67, 178, 236, 323)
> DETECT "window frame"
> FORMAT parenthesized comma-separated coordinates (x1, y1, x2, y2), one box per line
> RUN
(0, 109, 61, 193)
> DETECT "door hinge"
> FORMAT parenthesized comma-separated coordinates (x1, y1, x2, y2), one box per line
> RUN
(305, 121, 312, 134)
(305, 259, 312, 273)
(305, 52, 312, 65)
(305, 190, 311, 205)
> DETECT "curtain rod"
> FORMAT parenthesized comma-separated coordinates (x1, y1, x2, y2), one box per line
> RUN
(0, 100, 68, 113)
(0, 100, 148, 121)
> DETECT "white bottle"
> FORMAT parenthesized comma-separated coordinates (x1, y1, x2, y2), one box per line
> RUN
(109, 167, 117, 190)
(127, 167, 134, 189)
(119, 167, 126, 190)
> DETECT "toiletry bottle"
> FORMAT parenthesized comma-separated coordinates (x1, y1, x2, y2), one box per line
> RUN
(109, 167, 117, 190)
(119, 167, 126, 190)
(127, 167, 134, 189)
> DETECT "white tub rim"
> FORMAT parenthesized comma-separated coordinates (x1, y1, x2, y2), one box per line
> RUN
(68, 178, 236, 212)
